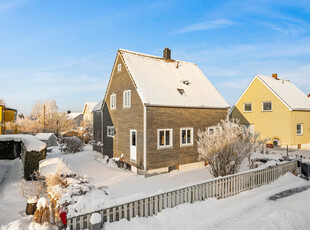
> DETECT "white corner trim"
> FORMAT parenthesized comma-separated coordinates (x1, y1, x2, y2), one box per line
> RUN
(143, 105, 147, 171)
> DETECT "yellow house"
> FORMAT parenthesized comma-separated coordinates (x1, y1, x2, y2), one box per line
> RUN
(231, 74, 310, 149)
(0, 105, 17, 134)
(81, 102, 97, 127)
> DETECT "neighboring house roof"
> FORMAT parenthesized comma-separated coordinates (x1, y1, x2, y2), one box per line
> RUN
(92, 99, 104, 112)
(232, 74, 310, 113)
(35, 133, 56, 141)
(113, 49, 229, 109)
(82, 102, 98, 114)
(68, 112, 82, 119)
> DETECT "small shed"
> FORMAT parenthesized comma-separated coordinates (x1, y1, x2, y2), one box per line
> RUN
(35, 133, 58, 147)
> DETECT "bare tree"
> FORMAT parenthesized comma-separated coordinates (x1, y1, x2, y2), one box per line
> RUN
(197, 119, 265, 177)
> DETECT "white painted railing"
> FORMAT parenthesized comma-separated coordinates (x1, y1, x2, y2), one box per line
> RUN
(67, 160, 297, 230)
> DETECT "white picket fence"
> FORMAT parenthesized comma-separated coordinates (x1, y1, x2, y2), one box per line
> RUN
(67, 160, 297, 230)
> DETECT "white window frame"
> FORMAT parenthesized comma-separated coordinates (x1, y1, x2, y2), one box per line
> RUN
(117, 63, 121, 72)
(243, 103, 252, 112)
(297, 123, 303, 135)
(107, 126, 115, 138)
(208, 126, 216, 135)
(110, 94, 116, 110)
(157, 128, 173, 149)
(180, 127, 193, 147)
(262, 101, 272, 112)
(123, 90, 131, 108)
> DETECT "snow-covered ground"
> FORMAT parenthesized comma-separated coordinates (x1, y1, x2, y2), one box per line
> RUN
(104, 173, 310, 230)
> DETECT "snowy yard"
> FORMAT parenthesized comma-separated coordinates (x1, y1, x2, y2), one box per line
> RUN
(1, 144, 310, 229)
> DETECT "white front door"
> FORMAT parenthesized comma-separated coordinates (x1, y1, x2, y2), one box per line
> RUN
(130, 130, 137, 162)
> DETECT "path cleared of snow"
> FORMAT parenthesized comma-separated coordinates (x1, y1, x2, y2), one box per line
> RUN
(104, 173, 310, 230)
(0, 159, 27, 226)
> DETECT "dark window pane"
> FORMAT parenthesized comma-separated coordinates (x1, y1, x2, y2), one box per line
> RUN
(187, 130, 191, 143)
(166, 130, 170, 145)
(263, 102, 272, 111)
(182, 130, 186, 144)
(244, 103, 252, 111)
(159, 131, 164, 146)
(132, 131, 136, 146)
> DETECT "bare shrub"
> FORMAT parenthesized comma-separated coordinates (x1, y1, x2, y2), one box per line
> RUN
(19, 171, 46, 199)
(197, 119, 265, 177)
(59, 136, 84, 153)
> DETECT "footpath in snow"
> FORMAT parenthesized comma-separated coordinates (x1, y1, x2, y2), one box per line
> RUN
(104, 173, 310, 230)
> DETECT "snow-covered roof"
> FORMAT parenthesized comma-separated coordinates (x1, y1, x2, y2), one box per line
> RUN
(35, 133, 56, 141)
(92, 99, 104, 112)
(118, 49, 229, 108)
(257, 75, 310, 111)
(67, 112, 82, 119)
(0, 134, 46, 152)
(83, 102, 98, 114)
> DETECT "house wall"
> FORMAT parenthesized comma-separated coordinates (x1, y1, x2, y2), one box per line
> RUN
(4, 109, 16, 122)
(146, 106, 228, 170)
(231, 77, 292, 145)
(291, 111, 310, 146)
(0, 106, 3, 134)
(102, 54, 145, 167)
(83, 105, 93, 122)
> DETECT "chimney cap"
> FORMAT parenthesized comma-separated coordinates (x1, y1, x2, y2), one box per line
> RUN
(272, 73, 278, 79)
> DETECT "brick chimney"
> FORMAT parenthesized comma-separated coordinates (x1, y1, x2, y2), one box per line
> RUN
(272, 73, 278, 79)
(163, 47, 171, 60)
(308, 93, 310, 98)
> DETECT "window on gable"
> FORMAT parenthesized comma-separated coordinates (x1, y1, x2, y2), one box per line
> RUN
(262, 102, 272, 111)
(208, 126, 217, 135)
(123, 90, 131, 108)
(180, 128, 193, 146)
(117, 64, 121, 72)
(243, 103, 252, 112)
(297, 123, 303, 135)
(107, 126, 115, 137)
(177, 88, 185, 95)
(110, 94, 116, 109)
(158, 129, 173, 149)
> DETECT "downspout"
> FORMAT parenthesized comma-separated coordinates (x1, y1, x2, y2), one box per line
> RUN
(101, 108, 104, 153)
(143, 105, 147, 171)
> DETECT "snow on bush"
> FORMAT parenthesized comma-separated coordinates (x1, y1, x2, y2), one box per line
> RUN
(197, 119, 265, 177)
(90, 213, 102, 225)
(59, 136, 84, 153)
(96, 155, 119, 169)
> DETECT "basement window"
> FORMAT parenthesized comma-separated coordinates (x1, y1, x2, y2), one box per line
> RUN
(208, 127, 216, 135)
(180, 128, 193, 147)
(243, 103, 252, 112)
(262, 101, 272, 111)
(177, 88, 185, 95)
(297, 123, 303, 135)
(107, 126, 115, 137)
(158, 129, 173, 149)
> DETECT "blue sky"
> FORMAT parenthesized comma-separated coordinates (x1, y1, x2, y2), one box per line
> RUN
(1, 0, 310, 114)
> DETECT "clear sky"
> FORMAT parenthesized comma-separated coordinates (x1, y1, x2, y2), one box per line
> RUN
(1, 0, 310, 114)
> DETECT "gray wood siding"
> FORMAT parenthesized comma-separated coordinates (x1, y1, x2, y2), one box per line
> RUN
(102, 55, 145, 167)
(146, 106, 228, 170)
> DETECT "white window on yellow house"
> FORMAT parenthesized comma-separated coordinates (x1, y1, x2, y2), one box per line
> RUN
(110, 94, 116, 109)
(158, 129, 173, 149)
(297, 123, 303, 135)
(262, 101, 272, 111)
(243, 103, 252, 112)
(117, 63, 121, 72)
(180, 128, 193, 147)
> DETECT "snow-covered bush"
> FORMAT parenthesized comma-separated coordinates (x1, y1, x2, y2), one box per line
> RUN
(19, 170, 46, 200)
(59, 136, 84, 153)
(197, 119, 265, 177)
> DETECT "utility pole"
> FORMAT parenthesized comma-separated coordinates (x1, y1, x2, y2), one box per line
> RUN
(43, 105, 45, 133)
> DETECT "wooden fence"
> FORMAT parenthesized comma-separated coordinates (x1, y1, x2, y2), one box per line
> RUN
(67, 160, 297, 230)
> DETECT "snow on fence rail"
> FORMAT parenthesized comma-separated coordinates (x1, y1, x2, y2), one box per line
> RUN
(67, 160, 297, 230)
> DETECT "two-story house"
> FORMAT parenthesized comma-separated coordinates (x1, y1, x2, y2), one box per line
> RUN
(231, 74, 310, 149)
(93, 48, 230, 174)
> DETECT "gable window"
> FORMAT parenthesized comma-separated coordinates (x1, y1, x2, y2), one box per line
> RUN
(243, 103, 252, 112)
(180, 128, 193, 146)
(107, 126, 115, 137)
(297, 123, 303, 135)
(262, 101, 272, 111)
(158, 129, 173, 149)
(110, 94, 116, 109)
(123, 90, 131, 108)
(117, 64, 121, 72)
